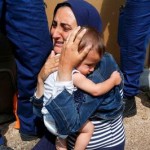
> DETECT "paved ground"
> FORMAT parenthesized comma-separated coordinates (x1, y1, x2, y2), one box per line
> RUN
(2, 91, 150, 150)
(124, 92, 150, 150)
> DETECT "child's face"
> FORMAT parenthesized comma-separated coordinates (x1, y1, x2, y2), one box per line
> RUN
(76, 50, 101, 76)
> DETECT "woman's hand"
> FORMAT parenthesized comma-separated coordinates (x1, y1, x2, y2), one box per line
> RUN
(36, 50, 60, 98)
(57, 26, 92, 81)
(38, 50, 60, 82)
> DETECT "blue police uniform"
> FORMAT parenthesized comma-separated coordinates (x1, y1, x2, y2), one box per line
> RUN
(0, 0, 53, 137)
(118, 0, 150, 117)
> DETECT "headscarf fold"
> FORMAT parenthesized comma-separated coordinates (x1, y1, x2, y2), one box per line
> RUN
(54, 0, 102, 33)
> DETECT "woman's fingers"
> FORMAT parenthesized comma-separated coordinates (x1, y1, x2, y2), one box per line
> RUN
(61, 26, 90, 68)
(79, 44, 92, 60)
(74, 28, 87, 45)
(49, 50, 55, 58)
(47, 56, 59, 65)
(67, 26, 87, 45)
(38, 54, 60, 81)
(67, 26, 81, 43)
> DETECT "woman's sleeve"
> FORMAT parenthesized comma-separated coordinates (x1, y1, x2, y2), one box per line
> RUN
(45, 88, 100, 135)
(31, 80, 75, 117)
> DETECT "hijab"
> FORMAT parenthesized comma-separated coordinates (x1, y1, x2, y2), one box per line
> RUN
(54, 0, 102, 33)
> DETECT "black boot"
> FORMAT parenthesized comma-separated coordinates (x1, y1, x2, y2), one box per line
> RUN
(123, 97, 137, 118)
(20, 133, 39, 141)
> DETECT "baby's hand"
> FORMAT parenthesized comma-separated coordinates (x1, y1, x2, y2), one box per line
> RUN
(110, 71, 121, 86)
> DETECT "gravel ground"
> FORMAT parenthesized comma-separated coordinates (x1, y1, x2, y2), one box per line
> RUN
(1, 91, 150, 150)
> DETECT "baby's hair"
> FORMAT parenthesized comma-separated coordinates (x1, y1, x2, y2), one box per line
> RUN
(78, 27, 105, 58)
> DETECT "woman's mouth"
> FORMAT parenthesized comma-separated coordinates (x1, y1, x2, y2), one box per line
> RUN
(54, 41, 64, 47)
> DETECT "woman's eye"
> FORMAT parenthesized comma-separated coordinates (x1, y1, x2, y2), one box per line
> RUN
(63, 27, 71, 32)
(63, 25, 72, 32)
(52, 22, 57, 28)
(52, 24, 56, 28)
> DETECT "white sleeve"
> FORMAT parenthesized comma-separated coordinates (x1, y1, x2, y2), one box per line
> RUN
(52, 80, 74, 98)
(42, 71, 74, 115)
(52, 70, 78, 98)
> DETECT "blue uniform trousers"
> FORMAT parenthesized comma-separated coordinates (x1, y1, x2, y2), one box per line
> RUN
(118, 0, 150, 97)
(0, 0, 52, 135)
(0, 134, 4, 145)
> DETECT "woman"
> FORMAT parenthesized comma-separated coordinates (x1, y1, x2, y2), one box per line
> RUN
(32, 0, 125, 149)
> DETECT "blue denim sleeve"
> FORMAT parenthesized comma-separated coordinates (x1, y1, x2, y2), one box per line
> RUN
(30, 96, 44, 118)
(45, 89, 100, 135)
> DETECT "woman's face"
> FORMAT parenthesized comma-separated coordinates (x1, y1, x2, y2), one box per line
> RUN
(51, 6, 78, 54)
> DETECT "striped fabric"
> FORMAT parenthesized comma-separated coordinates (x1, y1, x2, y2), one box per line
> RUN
(68, 88, 125, 149)
(68, 115, 125, 150)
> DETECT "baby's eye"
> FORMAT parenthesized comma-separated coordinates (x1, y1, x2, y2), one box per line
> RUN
(85, 65, 90, 69)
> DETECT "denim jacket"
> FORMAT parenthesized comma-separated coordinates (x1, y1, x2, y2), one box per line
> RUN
(31, 52, 124, 135)
(87, 52, 124, 120)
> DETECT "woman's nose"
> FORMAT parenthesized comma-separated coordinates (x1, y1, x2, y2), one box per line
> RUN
(53, 30, 59, 38)
(52, 28, 61, 38)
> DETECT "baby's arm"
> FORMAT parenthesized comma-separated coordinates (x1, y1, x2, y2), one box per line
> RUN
(73, 71, 121, 96)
